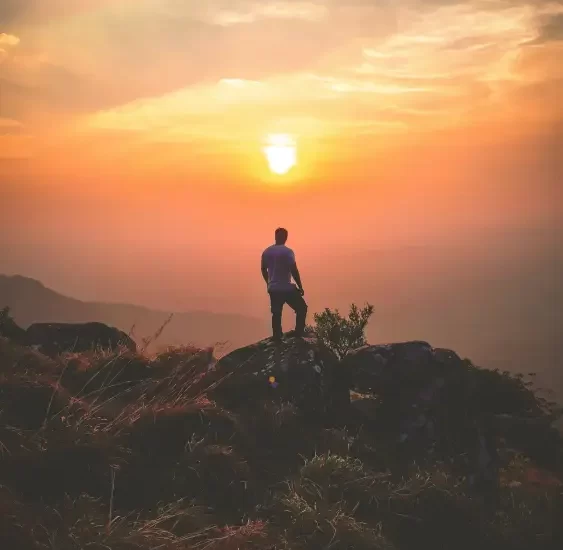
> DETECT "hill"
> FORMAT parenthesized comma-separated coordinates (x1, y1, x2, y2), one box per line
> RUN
(0, 274, 267, 351)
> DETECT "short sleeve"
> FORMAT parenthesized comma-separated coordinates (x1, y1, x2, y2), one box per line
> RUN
(287, 248, 296, 263)
(261, 250, 267, 268)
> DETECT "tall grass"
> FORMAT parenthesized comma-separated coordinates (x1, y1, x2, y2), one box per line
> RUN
(0, 333, 562, 550)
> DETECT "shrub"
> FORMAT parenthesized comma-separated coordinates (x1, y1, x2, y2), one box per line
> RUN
(0, 306, 27, 344)
(308, 303, 374, 360)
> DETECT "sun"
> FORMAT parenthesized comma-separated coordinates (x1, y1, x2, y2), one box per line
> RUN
(263, 134, 297, 175)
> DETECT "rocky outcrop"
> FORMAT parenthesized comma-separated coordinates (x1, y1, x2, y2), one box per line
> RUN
(343, 341, 462, 394)
(208, 336, 349, 418)
(25, 322, 137, 356)
(0, 309, 138, 356)
(343, 342, 498, 487)
(342, 342, 469, 435)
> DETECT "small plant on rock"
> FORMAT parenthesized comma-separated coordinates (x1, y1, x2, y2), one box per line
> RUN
(308, 303, 374, 360)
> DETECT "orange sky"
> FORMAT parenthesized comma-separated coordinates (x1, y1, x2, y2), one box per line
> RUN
(1, 0, 562, 314)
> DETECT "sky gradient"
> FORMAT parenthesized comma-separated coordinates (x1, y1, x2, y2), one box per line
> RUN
(1, 0, 562, 315)
(2, 1, 562, 173)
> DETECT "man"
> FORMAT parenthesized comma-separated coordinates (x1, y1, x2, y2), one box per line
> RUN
(261, 228, 307, 342)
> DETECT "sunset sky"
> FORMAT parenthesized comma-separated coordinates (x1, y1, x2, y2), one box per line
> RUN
(1, 0, 562, 318)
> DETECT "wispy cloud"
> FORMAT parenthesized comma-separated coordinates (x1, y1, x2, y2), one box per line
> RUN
(0, 32, 20, 61)
(527, 11, 563, 44)
(307, 74, 431, 94)
(0, 33, 20, 46)
(0, 0, 561, 169)
(213, 1, 328, 26)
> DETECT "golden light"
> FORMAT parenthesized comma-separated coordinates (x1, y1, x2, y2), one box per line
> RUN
(263, 134, 297, 175)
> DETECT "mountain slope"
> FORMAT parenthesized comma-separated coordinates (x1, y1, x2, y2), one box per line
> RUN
(0, 275, 267, 351)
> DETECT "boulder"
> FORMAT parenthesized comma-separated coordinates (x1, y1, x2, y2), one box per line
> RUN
(343, 341, 446, 395)
(343, 342, 467, 433)
(208, 336, 349, 418)
(343, 342, 499, 489)
(25, 322, 137, 356)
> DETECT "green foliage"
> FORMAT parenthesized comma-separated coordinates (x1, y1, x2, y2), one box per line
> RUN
(308, 303, 374, 359)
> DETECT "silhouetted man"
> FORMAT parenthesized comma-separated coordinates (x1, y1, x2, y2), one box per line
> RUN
(261, 228, 307, 342)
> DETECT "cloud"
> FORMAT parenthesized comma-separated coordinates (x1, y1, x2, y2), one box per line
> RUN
(341, 0, 539, 112)
(441, 36, 496, 51)
(528, 12, 563, 44)
(0, 16, 348, 120)
(82, 65, 491, 149)
(0, 0, 120, 26)
(212, 1, 328, 26)
(1, 0, 562, 164)
(0, 33, 20, 46)
(0, 57, 121, 122)
(0, 33, 20, 62)
(0, 0, 398, 114)
(307, 74, 431, 94)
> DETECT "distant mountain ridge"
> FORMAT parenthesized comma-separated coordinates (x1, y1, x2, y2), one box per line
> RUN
(0, 275, 267, 352)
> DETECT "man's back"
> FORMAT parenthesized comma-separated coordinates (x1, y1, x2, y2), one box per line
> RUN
(262, 244, 295, 292)
(261, 228, 307, 340)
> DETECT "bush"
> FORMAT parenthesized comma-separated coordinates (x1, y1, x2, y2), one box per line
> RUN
(308, 303, 374, 360)
(0, 306, 27, 344)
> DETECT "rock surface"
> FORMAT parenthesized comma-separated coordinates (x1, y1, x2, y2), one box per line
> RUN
(208, 336, 349, 417)
(25, 322, 137, 356)
(343, 341, 459, 393)
(343, 341, 499, 488)
(343, 342, 468, 433)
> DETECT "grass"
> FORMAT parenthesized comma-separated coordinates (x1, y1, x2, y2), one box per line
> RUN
(0, 335, 562, 550)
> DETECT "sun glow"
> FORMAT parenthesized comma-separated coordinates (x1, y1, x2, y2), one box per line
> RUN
(263, 134, 297, 175)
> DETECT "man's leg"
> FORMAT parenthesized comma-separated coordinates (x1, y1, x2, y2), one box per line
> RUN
(286, 290, 308, 337)
(269, 292, 285, 341)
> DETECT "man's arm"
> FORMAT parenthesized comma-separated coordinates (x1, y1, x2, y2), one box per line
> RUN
(290, 262, 304, 294)
(261, 254, 269, 286)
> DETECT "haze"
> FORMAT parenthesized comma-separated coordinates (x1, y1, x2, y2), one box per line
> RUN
(1, 1, 561, 392)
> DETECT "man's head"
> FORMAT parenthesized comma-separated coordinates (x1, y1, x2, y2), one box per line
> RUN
(275, 227, 288, 245)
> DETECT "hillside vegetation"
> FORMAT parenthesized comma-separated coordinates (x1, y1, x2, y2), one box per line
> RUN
(0, 306, 562, 550)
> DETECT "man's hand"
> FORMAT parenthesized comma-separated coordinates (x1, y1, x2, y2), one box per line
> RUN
(290, 263, 304, 296)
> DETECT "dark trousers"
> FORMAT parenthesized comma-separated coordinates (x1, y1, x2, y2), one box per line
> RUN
(269, 289, 308, 339)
